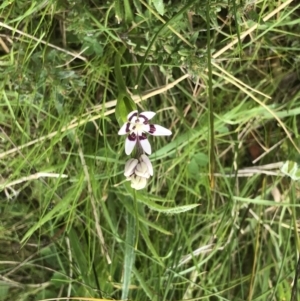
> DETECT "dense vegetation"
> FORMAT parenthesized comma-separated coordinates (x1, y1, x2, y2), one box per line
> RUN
(1, 1, 300, 300)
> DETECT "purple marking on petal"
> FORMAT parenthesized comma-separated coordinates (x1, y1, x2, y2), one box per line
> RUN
(125, 122, 131, 133)
(128, 111, 138, 121)
(128, 132, 137, 141)
(139, 114, 149, 124)
(149, 124, 156, 134)
(140, 111, 156, 121)
(148, 124, 172, 136)
(139, 133, 147, 140)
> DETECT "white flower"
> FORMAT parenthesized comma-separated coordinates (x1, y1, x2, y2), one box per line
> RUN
(124, 154, 154, 190)
(138, 154, 153, 177)
(124, 158, 139, 177)
(124, 155, 153, 178)
(118, 110, 172, 155)
(130, 175, 148, 190)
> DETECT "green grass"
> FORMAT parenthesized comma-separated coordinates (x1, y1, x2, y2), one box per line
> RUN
(1, 0, 300, 300)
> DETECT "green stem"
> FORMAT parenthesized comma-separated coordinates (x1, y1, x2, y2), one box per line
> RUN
(121, 197, 136, 300)
(206, 1, 215, 201)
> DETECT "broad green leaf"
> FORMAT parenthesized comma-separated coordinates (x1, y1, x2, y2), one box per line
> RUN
(122, 199, 172, 235)
(152, 0, 165, 15)
(0, 283, 9, 299)
(138, 196, 199, 214)
(121, 209, 136, 300)
(114, 0, 124, 23)
(124, 0, 133, 23)
(234, 196, 300, 206)
(115, 94, 137, 125)
(114, 48, 137, 125)
(0, 0, 14, 9)
(280, 161, 300, 181)
(123, 185, 199, 213)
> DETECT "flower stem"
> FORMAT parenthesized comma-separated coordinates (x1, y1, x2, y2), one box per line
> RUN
(121, 196, 136, 300)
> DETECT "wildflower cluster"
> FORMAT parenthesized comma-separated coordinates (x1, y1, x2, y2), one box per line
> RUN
(118, 110, 172, 190)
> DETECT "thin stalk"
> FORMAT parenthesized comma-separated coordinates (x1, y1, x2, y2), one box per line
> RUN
(121, 193, 137, 300)
(206, 1, 215, 196)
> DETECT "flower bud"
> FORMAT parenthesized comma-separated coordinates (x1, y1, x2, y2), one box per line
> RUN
(124, 158, 139, 177)
(130, 175, 147, 190)
(135, 162, 151, 178)
(140, 154, 153, 176)
(123, 154, 154, 190)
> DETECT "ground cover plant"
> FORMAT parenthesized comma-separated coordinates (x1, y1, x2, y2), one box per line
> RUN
(1, 0, 300, 300)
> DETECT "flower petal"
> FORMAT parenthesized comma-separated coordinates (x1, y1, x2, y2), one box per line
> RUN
(141, 124, 150, 133)
(131, 175, 147, 190)
(139, 137, 151, 155)
(127, 110, 138, 121)
(124, 158, 139, 177)
(135, 162, 150, 178)
(125, 136, 137, 155)
(148, 124, 172, 136)
(118, 122, 129, 135)
(140, 154, 153, 176)
(139, 111, 156, 121)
